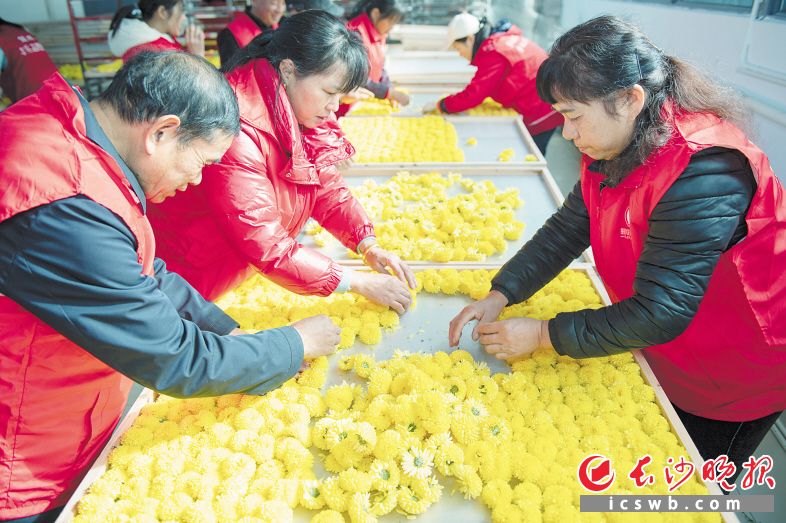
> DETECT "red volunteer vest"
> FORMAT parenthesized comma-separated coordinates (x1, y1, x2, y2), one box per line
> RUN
(0, 24, 57, 102)
(581, 108, 786, 421)
(226, 11, 272, 49)
(0, 75, 155, 518)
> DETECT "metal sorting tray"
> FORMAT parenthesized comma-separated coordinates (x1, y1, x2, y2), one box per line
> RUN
(345, 116, 546, 167)
(56, 266, 737, 523)
(299, 166, 593, 265)
(347, 85, 516, 118)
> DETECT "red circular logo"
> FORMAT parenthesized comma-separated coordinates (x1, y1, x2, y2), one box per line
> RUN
(577, 454, 616, 492)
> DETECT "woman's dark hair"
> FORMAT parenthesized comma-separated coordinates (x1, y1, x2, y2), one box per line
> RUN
(109, 0, 182, 37)
(537, 15, 746, 185)
(223, 10, 369, 95)
(454, 17, 512, 59)
(350, 0, 406, 22)
(98, 51, 240, 144)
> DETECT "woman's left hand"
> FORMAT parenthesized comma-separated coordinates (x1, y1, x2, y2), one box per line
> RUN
(363, 245, 417, 289)
(478, 318, 553, 361)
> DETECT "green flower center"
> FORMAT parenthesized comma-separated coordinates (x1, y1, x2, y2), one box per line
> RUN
(381, 469, 390, 481)
(450, 385, 459, 394)
(414, 456, 424, 467)
(491, 425, 501, 436)
(407, 423, 417, 432)
(471, 407, 480, 416)
(339, 431, 348, 440)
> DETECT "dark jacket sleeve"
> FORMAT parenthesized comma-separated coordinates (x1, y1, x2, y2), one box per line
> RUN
(551, 147, 755, 358)
(153, 257, 237, 334)
(0, 196, 304, 398)
(217, 28, 240, 68)
(490, 180, 591, 304)
(365, 68, 391, 99)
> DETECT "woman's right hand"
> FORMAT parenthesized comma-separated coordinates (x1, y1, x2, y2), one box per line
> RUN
(291, 315, 340, 359)
(448, 290, 508, 347)
(185, 24, 205, 57)
(351, 271, 412, 314)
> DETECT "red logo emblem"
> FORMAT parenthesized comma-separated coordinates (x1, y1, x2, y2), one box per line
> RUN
(578, 454, 616, 492)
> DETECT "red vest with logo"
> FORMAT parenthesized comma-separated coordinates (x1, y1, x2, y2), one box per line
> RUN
(581, 108, 786, 421)
(226, 11, 272, 49)
(0, 75, 155, 518)
(0, 24, 57, 102)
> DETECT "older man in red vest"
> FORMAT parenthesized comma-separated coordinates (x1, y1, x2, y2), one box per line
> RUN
(0, 51, 339, 522)
(217, 0, 285, 66)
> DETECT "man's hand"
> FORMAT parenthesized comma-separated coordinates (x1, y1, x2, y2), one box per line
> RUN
(291, 315, 340, 359)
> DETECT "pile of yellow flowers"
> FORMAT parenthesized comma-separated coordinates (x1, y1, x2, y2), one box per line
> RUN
(73, 270, 717, 522)
(339, 116, 464, 163)
(306, 171, 525, 262)
(464, 98, 517, 116)
(215, 275, 400, 349)
(348, 97, 401, 116)
(58, 60, 124, 83)
(205, 52, 221, 69)
(58, 63, 84, 82)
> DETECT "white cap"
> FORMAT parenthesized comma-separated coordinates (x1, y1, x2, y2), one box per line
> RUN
(446, 12, 481, 49)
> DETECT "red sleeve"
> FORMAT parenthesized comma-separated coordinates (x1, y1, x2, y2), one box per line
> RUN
(201, 131, 342, 296)
(441, 50, 509, 114)
(311, 165, 375, 252)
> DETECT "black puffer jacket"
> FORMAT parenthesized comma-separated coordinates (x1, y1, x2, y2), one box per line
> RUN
(490, 147, 756, 358)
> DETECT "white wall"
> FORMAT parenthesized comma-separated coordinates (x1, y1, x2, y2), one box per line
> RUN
(0, 0, 70, 22)
(560, 0, 786, 181)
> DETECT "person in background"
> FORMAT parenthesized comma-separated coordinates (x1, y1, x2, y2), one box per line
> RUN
(108, 0, 204, 62)
(0, 51, 339, 523)
(287, 0, 345, 18)
(449, 15, 786, 484)
(217, 0, 285, 66)
(338, 0, 410, 117)
(0, 17, 57, 103)
(148, 11, 416, 314)
(425, 12, 562, 154)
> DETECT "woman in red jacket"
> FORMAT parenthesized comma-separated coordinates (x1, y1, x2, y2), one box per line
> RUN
(148, 10, 416, 313)
(426, 13, 563, 154)
(450, 16, 785, 485)
(338, 0, 409, 117)
(108, 0, 204, 61)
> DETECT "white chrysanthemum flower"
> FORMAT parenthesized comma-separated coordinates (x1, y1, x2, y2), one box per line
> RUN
(401, 447, 435, 479)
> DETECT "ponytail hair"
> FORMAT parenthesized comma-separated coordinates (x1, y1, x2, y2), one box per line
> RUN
(110, 0, 182, 37)
(223, 10, 369, 95)
(537, 15, 747, 185)
(350, 0, 406, 22)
